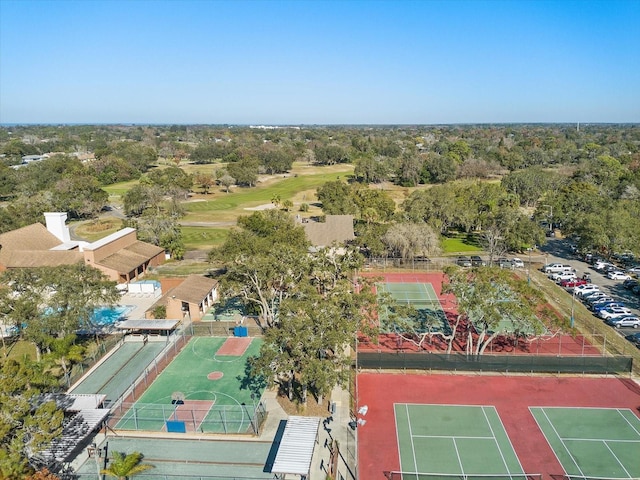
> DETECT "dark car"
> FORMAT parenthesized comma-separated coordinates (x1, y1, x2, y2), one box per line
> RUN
(623, 279, 639, 290)
(456, 256, 472, 267)
(470, 255, 486, 267)
(497, 258, 512, 268)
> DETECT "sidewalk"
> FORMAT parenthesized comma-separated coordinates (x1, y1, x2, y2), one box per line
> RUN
(259, 385, 356, 480)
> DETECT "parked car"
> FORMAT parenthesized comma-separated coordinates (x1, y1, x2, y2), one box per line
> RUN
(626, 332, 640, 346)
(606, 316, 640, 329)
(552, 273, 577, 283)
(598, 307, 632, 320)
(456, 256, 472, 267)
(497, 258, 512, 268)
(622, 279, 639, 289)
(511, 258, 524, 268)
(470, 255, 486, 267)
(587, 296, 616, 306)
(582, 291, 608, 303)
(607, 271, 631, 281)
(560, 278, 589, 289)
(626, 266, 640, 275)
(543, 263, 573, 274)
(592, 302, 626, 313)
(574, 284, 600, 297)
(593, 261, 615, 272)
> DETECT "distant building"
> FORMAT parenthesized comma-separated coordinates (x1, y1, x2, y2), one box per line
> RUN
(300, 214, 355, 248)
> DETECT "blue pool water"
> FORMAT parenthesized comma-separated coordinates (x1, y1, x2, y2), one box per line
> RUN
(91, 305, 134, 326)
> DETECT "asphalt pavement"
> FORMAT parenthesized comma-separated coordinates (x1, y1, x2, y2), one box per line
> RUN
(538, 237, 640, 340)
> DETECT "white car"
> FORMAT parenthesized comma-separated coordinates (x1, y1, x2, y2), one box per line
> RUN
(575, 284, 600, 297)
(511, 258, 525, 268)
(542, 263, 573, 274)
(606, 316, 640, 329)
(627, 266, 640, 275)
(552, 273, 577, 283)
(607, 271, 631, 281)
(599, 307, 632, 320)
(582, 291, 608, 302)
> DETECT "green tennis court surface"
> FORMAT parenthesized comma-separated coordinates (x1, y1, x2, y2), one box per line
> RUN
(114, 337, 264, 433)
(394, 404, 528, 480)
(530, 407, 640, 479)
(378, 282, 449, 334)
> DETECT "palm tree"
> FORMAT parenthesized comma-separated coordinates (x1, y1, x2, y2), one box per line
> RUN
(101, 452, 154, 480)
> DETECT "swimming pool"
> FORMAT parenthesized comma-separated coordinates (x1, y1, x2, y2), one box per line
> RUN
(91, 305, 134, 326)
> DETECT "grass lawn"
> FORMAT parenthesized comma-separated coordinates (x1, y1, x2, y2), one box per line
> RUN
(183, 165, 354, 222)
(441, 233, 483, 253)
(180, 226, 230, 250)
(72, 218, 124, 242)
(1, 339, 37, 360)
(153, 260, 212, 276)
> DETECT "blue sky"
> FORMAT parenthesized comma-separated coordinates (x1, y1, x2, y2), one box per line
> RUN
(1, 0, 638, 124)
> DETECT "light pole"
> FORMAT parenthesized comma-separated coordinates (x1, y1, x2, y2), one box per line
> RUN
(570, 290, 576, 328)
(527, 248, 532, 285)
(87, 442, 108, 480)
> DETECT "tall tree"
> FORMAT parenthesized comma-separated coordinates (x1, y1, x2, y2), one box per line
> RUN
(442, 266, 545, 356)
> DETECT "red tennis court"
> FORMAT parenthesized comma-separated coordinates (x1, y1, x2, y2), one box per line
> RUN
(358, 271, 600, 356)
(357, 372, 640, 479)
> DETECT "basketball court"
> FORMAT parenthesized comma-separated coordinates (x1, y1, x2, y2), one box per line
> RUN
(112, 336, 265, 434)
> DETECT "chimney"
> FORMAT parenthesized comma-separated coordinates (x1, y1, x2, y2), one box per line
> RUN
(44, 212, 71, 243)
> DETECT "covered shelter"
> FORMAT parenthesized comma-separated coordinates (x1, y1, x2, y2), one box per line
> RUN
(34, 394, 110, 471)
(271, 416, 321, 480)
(115, 319, 181, 338)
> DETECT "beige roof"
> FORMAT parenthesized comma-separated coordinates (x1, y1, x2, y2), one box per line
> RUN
(1, 250, 83, 268)
(168, 275, 218, 305)
(303, 215, 355, 247)
(0, 223, 84, 267)
(0, 223, 61, 251)
(95, 241, 164, 274)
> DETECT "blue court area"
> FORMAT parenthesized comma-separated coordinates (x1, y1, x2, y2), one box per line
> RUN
(393, 404, 529, 480)
(531, 407, 640, 479)
(74, 437, 274, 479)
(69, 341, 165, 404)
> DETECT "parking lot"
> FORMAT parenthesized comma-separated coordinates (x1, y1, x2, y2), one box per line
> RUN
(539, 238, 640, 342)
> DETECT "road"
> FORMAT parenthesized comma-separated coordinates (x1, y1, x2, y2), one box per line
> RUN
(539, 237, 640, 341)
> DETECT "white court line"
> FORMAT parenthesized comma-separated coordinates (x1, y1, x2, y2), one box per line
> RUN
(412, 435, 493, 439)
(487, 406, 527, 477)
(539, 408, 586, 478)
(452, 437, 464, 476)
(602, 440, 633, 479)
(482, 406, 513, 477)
(405, 404, 420, 475)
(617, 408, 640, 437)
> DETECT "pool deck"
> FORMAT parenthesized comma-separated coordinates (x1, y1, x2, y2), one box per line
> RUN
(117, 291, 162, 319)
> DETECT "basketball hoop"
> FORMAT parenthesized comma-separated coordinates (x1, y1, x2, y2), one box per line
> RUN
(171, 391, 185, 404)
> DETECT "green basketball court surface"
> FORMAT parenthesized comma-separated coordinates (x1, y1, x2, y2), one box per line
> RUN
(114, 337, 264, 433)
(394, 404, 527, 479)
(530, 407, 640, 479)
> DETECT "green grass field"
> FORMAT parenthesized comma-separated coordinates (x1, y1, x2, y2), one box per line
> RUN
(180, 226, 230, 249)
(440, 233, 482, 253)
(183, 167, 354, 222)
